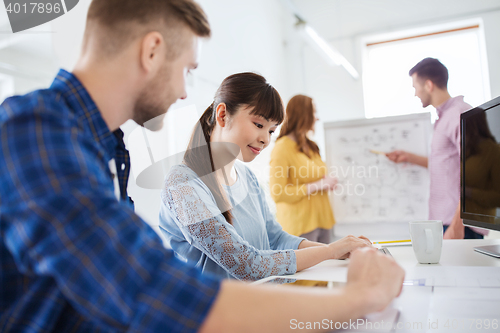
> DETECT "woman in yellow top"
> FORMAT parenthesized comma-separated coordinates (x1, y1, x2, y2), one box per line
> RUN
(270, 94, 337, 243)
(463, 112, 500, 223)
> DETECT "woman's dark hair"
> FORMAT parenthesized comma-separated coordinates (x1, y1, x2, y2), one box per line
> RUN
(184, 72, 284, 224)
(277, 94, 320, 158)
(465, 112, 496, 158)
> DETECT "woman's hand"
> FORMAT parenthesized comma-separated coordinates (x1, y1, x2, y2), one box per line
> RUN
(306, 176, 337, 195)
(327, 235, 373, 260)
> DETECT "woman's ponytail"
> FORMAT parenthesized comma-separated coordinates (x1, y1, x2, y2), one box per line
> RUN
(184, 101, 234, 224)
(200, 102, 216, 145)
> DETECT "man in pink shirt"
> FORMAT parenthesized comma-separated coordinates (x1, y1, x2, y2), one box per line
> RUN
(387, 58, 488, 239)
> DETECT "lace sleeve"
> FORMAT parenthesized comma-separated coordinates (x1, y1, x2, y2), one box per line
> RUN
(162, 167, 297, 281)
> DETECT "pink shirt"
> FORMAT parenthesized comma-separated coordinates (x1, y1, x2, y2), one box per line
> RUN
(429, 96, 488, 235)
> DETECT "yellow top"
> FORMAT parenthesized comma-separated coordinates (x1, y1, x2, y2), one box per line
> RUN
(269, 136, 335, 236)
(464, 139, 500, 223)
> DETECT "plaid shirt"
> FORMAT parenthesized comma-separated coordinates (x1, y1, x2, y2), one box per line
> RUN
(0, 69, 220, 332)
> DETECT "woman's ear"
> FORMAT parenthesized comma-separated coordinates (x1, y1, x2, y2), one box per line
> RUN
(215, 103, 227, 128)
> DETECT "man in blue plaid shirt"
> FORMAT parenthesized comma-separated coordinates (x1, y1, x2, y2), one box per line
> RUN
(0, 0, 221, 331)
(0, 0, 405, 332)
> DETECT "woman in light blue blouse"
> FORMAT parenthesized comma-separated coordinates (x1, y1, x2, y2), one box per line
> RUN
(159, 73, 372, 281)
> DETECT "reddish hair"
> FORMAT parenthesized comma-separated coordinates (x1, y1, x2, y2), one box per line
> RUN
(278, 94, 319, 158)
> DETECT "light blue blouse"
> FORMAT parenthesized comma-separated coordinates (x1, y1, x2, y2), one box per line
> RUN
(159, 161, 304, 280)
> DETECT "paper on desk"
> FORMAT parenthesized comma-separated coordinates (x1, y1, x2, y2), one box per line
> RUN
(372, 240, 412, 247)
(392, 286, 433, 331)
(337, 306, 401, 333)
(404, 266, 500, 288)
(291, 259, 349, 282)
(428, 287, 500, 333)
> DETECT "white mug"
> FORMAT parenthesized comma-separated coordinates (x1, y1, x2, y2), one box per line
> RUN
(409, 220, 443, 264)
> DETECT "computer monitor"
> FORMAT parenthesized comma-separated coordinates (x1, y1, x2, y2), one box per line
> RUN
(460, 96, 500, 258)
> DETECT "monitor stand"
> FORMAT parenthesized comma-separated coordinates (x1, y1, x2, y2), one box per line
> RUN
(474, 245, 500, 258)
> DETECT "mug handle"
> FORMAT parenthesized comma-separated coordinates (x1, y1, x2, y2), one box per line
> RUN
(425, 228, 434, 254)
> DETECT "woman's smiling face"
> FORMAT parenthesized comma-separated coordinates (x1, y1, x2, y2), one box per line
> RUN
(216, 104, 279, 162)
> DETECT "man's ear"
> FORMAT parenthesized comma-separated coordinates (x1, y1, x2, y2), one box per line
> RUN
(216, 103, 227, 127)
(140, 31, 164, 75)
(424, 79, 434, 93)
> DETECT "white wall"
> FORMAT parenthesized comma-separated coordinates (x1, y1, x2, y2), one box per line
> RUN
(0, 0, 88, 93)
(482, 10, 500, 98)
(0, 37, 58, 95)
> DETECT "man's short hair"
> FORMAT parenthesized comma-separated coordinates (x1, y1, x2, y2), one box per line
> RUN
(409, 57, 448, 89)
(86, 0, 210, 58)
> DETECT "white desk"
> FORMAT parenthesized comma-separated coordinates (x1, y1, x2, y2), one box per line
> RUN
(387, 239, 500, 268)
(258, 240, 500, 332)
(260, 239, 500, 282)
(387, 240, 500, 333)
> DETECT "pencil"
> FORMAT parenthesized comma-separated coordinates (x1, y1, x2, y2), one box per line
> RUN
(369, 149, 386, 155)
(373, 239, 411, 244)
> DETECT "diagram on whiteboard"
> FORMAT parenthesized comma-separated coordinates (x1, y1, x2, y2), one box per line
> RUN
(324, 113, 431, 223)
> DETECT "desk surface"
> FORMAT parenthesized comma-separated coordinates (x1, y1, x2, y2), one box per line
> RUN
(277, 239, 500, 283)
(388, 239, 500, 268)
(257, 239, 500, 333)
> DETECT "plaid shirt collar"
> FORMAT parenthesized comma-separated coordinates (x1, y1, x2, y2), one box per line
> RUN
(51, 69, 132, 204)
(50, 69, 118, 160)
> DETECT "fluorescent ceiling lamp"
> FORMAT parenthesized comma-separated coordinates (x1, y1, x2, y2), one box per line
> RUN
(296, 21, 359, 79)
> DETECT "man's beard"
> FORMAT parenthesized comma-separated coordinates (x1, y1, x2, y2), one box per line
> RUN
(133, 101, 167, 132)
(133, 65, 173, 132)
(420, 94, 431, 108)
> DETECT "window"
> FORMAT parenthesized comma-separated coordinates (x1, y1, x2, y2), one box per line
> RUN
(361, 19, 491, 119)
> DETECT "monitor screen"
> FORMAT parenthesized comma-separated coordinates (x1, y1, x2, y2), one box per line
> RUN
(461, 96, 500, 231)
